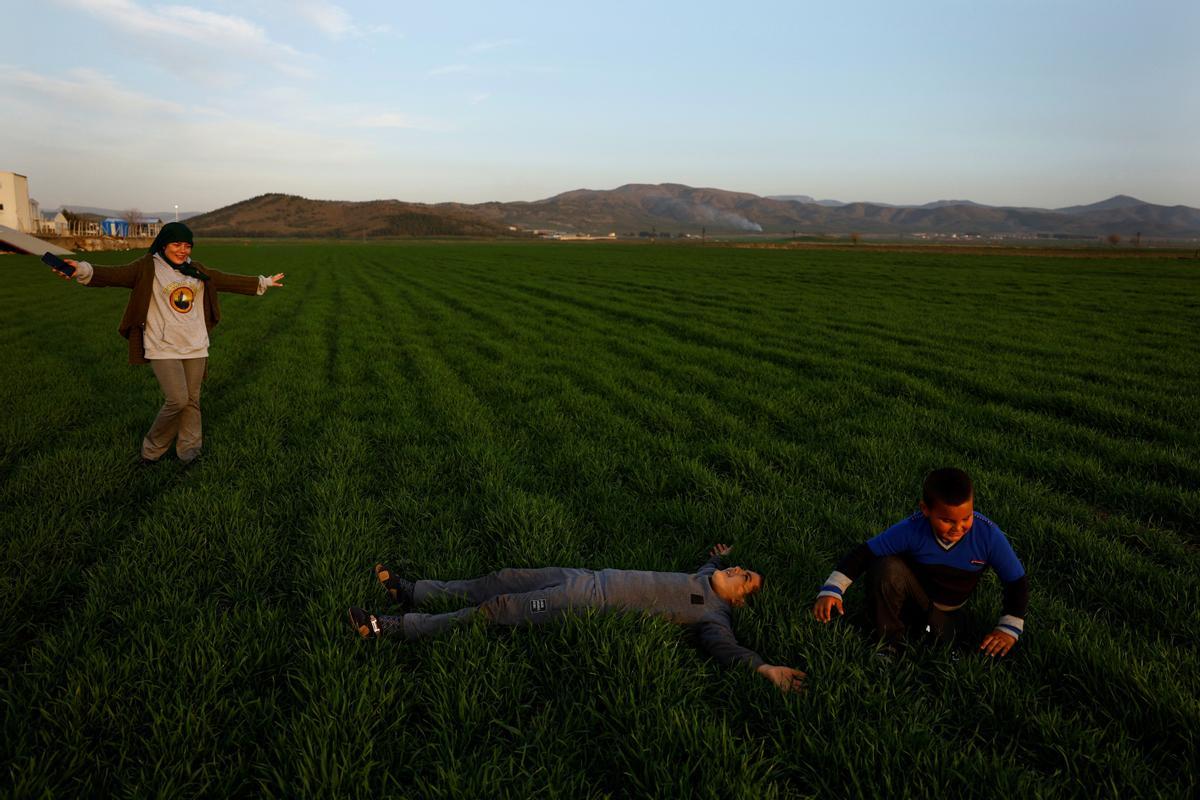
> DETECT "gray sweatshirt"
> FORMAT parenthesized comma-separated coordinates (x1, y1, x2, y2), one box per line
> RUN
(72, 257, 272, 360)
(596, 556, 765, 669)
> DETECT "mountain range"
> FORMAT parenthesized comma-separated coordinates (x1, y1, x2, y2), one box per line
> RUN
(184, 185, 1200, 239)
(55, 206, 203, 222)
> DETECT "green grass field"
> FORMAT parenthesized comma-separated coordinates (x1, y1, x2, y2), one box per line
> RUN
(1, 242, 1197, 798)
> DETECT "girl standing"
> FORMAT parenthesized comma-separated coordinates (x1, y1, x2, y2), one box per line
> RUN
(53, 222, 283, 464)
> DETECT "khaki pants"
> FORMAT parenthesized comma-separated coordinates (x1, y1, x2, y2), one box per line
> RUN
(143, 357, 207, 462)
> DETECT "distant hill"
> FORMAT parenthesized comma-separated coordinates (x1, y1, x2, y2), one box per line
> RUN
(768, 195, 846, 207)
(186, 193, 511, 238)
(180, 186, 1200, 240)
(454, 183, 788, 234)
(767, 194, 817, 204)
(57, 205, 203, 221)
(771, 197, 989, 210)
(1055, 195, 1147, 215)
(918, 199, 986, 209)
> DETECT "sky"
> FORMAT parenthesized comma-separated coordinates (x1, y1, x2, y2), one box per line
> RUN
(2, 0, 1198, 213)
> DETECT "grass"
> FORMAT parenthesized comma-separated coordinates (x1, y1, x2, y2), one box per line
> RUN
(1, 241, 1197, 798)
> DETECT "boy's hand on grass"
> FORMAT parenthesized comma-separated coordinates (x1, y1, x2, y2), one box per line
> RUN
(757, 664, 806, 693)
(813, 595, 843, 623)
(267, 272, 285, 287)
(979, 630, 1016, 657)
(709, 543, 732, 557)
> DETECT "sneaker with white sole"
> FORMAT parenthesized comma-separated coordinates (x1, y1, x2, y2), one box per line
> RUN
(374, 563, 415, 610)
(347, 606, 382, 639)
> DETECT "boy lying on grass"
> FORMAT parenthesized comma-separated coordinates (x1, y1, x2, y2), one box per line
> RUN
(349, 544, 806, 692)
(813, 467, 1028, 658)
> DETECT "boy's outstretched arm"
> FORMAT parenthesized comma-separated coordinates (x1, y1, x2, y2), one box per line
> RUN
(812, 543, 874, 622)
(694, 621, 805, 693)
(697, 543, 731, 576)
(756, 664, 807, 692)
(977, 530, 1028, 657)
(979, 573, 1028, 657)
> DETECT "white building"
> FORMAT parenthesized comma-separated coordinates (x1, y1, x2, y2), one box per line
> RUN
(133, 217, 163, 237)
(0, 171, 34, 233)
(43, 211, 69, 235)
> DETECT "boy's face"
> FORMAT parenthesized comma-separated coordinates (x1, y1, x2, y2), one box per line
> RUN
(920, 497, 975, 545)
(713, 566, 764, 607)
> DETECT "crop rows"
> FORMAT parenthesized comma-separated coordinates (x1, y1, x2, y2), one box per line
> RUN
(1, 242, 1197, 798)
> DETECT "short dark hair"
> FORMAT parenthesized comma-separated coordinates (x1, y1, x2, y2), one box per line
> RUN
(922, 467, 973, 507)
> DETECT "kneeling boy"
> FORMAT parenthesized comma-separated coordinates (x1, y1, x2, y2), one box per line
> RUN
(812, 468, 1028, 657)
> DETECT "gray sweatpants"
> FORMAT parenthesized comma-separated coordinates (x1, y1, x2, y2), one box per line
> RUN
(392, 567, 602, 640)
(143, 357, 207, 462)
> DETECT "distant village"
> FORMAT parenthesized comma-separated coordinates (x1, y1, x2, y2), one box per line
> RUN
(0, 170, 163, 244)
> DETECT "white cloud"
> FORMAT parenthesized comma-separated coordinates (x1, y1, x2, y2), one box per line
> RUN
(465, 38, 522, 54)
(354, 113, 421, 129)
(470, 93, 491, 106)
(294, 2, 356, 37)
(57, 0, 310, 77)
(0, 66, 371, 171)
(428, 64, 469, 77)
(0, 66, 200, 117)
(184, 115, 373, 164)
(292, 1, 389, 39)
(338, 110, 452, 133)
(0, 60, 460, 208)
(232, 87, 450, 132)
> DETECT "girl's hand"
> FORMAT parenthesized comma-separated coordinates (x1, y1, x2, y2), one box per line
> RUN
(267, 273, 285, 287)
(52, 259, 79, 280)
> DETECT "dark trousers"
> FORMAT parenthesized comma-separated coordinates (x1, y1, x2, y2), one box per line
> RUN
(867, 556, 962, 646)
(394, 568, 602, 640)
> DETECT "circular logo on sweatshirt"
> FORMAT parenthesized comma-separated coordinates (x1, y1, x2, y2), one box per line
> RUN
(169, 286, 195, 313)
